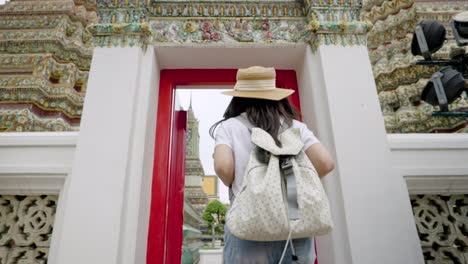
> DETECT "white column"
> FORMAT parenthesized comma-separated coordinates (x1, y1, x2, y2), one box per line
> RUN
(299, 45, 424, 264)
(49, 47, 159, 264)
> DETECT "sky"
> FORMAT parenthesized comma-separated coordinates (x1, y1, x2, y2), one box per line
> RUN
(176, 88, 232, 204)
(0, 0, 7, 4)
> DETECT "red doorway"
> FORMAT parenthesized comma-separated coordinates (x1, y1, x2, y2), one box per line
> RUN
(147, 69, 315, 264)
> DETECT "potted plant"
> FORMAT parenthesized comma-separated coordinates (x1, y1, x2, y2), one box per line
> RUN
(199, 200, 227, 263)
(202, 200, 227, 247)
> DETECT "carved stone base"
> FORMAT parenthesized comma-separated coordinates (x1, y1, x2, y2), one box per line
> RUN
(410, 195, 468, 263)
(0, 195, 57, 264)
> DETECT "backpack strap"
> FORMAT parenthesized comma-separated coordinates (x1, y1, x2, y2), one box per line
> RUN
(228, 186, 235, 205)
(228, 114, 253, 205)
(280, 157, 300, 220)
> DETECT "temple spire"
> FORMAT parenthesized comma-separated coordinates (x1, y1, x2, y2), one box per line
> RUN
(188, 90, 193, 111)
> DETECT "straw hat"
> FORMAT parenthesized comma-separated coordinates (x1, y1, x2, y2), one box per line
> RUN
(222, 66, 294, 101)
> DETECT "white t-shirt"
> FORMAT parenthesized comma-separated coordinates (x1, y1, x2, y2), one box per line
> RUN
(214, 113, 320, 197)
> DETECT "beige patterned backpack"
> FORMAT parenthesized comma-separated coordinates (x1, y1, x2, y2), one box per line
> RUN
(226, 116, 333, 242)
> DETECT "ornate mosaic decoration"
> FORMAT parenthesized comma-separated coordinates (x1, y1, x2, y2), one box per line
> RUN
(411, 194, 468, 263)
(90, 0, 371, 48)
(0, 0, 95, 131)
(0, 195, 58, 264)
(0, 108, 77, 132)
(303, 0, 371, 50)
(364, 0, 468, 133)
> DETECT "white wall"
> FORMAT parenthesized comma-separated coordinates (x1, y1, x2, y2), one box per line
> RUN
(154, 44, 306, 69)
(0, 132, 77, 195)
(297, 47, 352, 264)
(388, 133, 468, 194)
(48, 47, 160, 264)
(119, 47, 160, 264)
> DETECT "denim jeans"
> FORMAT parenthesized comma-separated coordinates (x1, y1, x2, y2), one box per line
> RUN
(223, 225, 316, 264)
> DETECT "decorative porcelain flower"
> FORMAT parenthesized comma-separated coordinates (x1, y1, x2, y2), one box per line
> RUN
(224, 21, 231, 31)
(296, 23, 305, 31)
(307, 21, 320, 31)
(211, 32, 222, 41)
(235, 19, 241, 29)
(242, 20, 249, 31)
(202, 31, 211, 40)
(262, 21, 270, 31)
(154, 21, 165, 30)
(141, 22, 150, 33)
(17, 116, 27, 124)
(163, 30, 176, 42)
(113, 23, 125, 33)
(184, 22, 197, 33)
(253, 21, 263, 30)
(201, 21, 212, 32)
(264, 30, 273, 40)
(340, 21, 349, 31)
(213, 20, 221, 29)
(279, 21, 289, 31)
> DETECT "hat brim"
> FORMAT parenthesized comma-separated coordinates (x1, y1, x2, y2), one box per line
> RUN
(222, 88, 294, 101)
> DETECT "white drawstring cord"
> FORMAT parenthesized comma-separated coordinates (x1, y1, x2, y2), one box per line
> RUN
(278, 229, 292, 264)
(290, 240, 296, 258)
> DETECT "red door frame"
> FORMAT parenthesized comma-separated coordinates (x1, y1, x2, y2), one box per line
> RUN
(147, 69, 315, 264)
(166, 110, 187, 263)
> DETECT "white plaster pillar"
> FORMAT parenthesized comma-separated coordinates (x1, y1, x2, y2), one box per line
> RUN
(49, 47, 159, 264)
(299, 45, 424, 264)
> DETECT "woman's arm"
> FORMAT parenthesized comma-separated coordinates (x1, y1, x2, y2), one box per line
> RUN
(213, 144, 235, 187)
(305, 143, 335, 178)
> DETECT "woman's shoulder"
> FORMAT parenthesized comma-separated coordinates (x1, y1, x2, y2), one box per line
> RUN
(290, 119, 317, 136)
(291, 119, 307, 129)
(221, 116, 241, 127)
(216, 116, 245, 133)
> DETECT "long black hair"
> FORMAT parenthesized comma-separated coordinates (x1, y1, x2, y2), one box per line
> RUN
(209, 97, 298, 146)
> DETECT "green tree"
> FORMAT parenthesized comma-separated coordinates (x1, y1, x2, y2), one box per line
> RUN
(202, 200, 227, 247)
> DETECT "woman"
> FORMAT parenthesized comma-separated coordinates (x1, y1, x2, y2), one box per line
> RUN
(210, 66, 335, 263)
